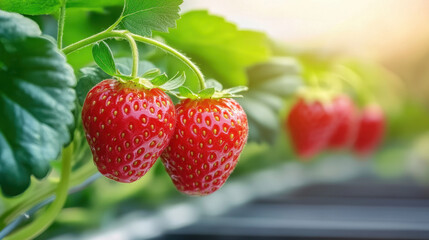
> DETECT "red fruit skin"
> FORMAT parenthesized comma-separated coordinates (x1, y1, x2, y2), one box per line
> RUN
(327, 95, 359, 149)
(82, 79, 176, 183)
(353, 105, 385, 156)
(286, 98, 338, 159)
(161, 98, 248, 196)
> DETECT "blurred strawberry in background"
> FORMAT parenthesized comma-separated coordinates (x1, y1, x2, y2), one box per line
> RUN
(327, 94, 359, 150)
(286, 96, 338, 159)
(353, 104, 386, 156)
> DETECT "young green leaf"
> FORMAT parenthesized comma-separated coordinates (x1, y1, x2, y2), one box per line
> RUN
(0, 10, 76, 196)
(158, 10, 271, 87)
(150, 74, 169, 86)
(120, 0, 183, 36)
(178, 86, 198, 99)
(66, 0, 123, 8)
(141, 68, 162, 79)
(92, 41, 117, 76)
(240, 57, 302, 144)
(159, 72, 185, 90)
(224, 86, 249, 94)
(0, 0, 61, 15)
(198, 87, 215, 99)
(205, 79, 223, 91)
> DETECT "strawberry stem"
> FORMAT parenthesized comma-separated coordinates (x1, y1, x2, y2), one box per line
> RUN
(56, 1, 66, 49)
(124, 33, 139, 78)
(62, 30, 207, 90)
(62, 30, 125, 54)
(129, 33, 207, 90)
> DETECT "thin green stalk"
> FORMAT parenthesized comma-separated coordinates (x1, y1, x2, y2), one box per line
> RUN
(57, 2, 66, 49)
(62, 31, 207, 90)
(5, 144, 74, 240)
(124, 33, 139, 78)
(62, 30, 125, 55)
(105, 17, 123, 33)
(129, 33, 206, 90)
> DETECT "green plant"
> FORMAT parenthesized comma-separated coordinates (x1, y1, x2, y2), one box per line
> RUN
(1, 0, 418, 239)
(0, 0, 273, 238)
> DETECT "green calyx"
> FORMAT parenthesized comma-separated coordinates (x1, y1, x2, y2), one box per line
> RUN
(91, 39, 186, 92)
(173, 79, 248, 100)
(116, 69, 186, 92)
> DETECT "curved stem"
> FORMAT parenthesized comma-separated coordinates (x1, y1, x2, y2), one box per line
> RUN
(105, 17, 123, 33)
(4, 144, 73, 240)
(124, 33, 139, 78)
(62, 31, 207, 90)
(57, 2, 66, 49)
(129, 33, 206, 89)
(62, 31, 125, 55)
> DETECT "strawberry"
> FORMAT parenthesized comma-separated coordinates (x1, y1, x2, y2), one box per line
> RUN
(286, 97, 338, 159)
(327, 95, 358, 149)
(161, 98, 248, 196)
(353, 104, 385, 156)
(82, 79, 176, 183)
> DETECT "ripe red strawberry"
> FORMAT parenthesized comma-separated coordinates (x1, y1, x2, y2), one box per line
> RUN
(327, 95, 358, 149)
(286, 97, 338, 159)
(82, 79, 176, 183)
(353, 104, 385, 156)
(161, 98, 248, 196)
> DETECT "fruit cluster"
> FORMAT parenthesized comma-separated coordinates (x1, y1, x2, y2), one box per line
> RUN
(82, 79, 248, 196)
(286, 94, 385, 159)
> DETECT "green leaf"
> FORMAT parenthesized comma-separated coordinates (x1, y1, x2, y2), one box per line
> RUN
(224, 86, 248, 94)
(120, 0, 182, 37)
(141, 68, 162, 79)
(0, 11, 76, 196)
(0, 0, 61, 15)
(238, 97, 278, 131)
(148, 53, 200, 92)
(246, 91, 284, 111)
(239, 57, 302, 144)
(0, 10, 41, 38)
(158, 10, 271, 87)
(205, 79, 223, 91)
(159, 72, 185, 91)
(178, 86, 198, 99)
(248, 57, 300, 83)
(66, 0, 123, 8)
(150, 74, 169, 86)
(198, 88, 215, 99)
(76, 67, 110, 106)
(92, 41, 117, 76)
